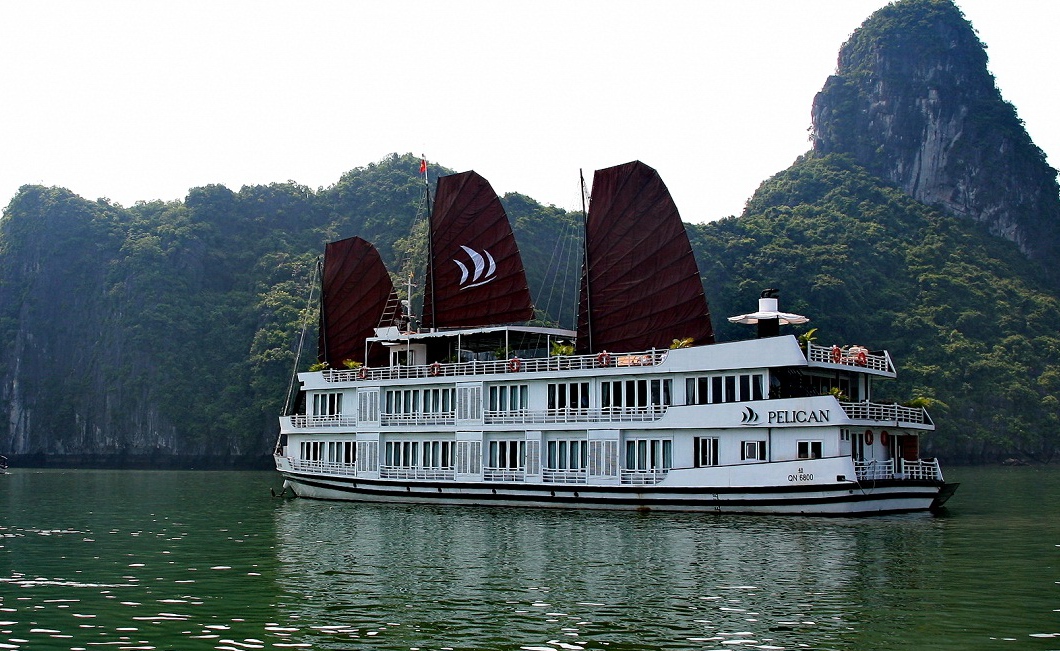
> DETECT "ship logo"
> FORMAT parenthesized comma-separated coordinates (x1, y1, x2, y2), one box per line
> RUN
(741, 407, 760, 425)
(454, 246, 497, 288)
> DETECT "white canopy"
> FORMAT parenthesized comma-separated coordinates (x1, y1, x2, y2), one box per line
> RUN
(727, 297, 809, 325)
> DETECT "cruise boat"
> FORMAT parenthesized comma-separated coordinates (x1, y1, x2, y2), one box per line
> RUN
(274, 161, 957, 514)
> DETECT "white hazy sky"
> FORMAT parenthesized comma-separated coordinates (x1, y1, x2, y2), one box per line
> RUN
(1, 1, 1056, 223)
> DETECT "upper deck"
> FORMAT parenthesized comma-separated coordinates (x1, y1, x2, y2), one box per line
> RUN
(305, 333, 897, 388)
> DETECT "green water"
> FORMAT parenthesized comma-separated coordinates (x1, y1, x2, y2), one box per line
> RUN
(0, 466, 1056, 650)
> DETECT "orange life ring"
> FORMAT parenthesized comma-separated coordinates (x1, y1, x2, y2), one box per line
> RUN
(429, 362, 441, 377)
(831, 346, 842, 363)
(855, 350, 868, 366)
(508, 357, 521, 372)
(357, 367, 367, 380)
(596, 351, 611, 367)
(864, 430, 874, 445)
(880, 430, 890, 446)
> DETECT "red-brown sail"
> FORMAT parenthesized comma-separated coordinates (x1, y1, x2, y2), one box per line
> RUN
(422, 170, 534, 329)
(318, 236, 398, 368)
(576, 161, 714, 354)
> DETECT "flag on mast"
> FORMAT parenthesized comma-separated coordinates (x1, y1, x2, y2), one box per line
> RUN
(419, 155, 427, 175)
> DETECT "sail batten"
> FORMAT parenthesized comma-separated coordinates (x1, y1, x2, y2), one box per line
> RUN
(422, 170, 534, 329)
(576, 161, 714, 353)
(319, 236, 398, 368)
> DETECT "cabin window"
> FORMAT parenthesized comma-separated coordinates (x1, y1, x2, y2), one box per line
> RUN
(546, 439, 588, 470)
(741, 440, 767, 461)
(624, 438, 672, 471)
(384, 440, 453, 468)
(751, 374, 764, 400)
(313, 392, 343, 416)
(548, 382, 589, 410)
(488, 440, 525, 469)
(797, 440, 823, 460)
(384, 388, 456, 416)
(693, 437, 719, 467)
(724, 376, 737, 403)
(803, 374, 853, 401)
(488, 384, 528, 412)
(601, 379, 671, 409)
(423, 441, 453, 468)
(686, 374, 764, 404)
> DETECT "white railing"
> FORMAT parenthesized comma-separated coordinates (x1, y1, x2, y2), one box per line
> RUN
(899, 458, 943, 481)
(484, 406, 667, 425)
(542, 468, 587, 484)
(322, 349, 668, 383)
(380, 412, 456, 427)
(807, 342, 893, 373)
(291, 458, 358, 476)
(840, 401, 932, 426)
(483, 467, 526, 482)
(283, 414, 358, 429)
(854, 458, 942, 482)
(380, 466, 455, 481)
(620, 468, 669, 485)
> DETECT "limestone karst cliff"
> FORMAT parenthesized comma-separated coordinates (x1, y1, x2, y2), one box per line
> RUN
(811, 0, 1060, 268)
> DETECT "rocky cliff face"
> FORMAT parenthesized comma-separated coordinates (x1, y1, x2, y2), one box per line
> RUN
(0, 186, 275, 467)
(811, 0, 1060, 267)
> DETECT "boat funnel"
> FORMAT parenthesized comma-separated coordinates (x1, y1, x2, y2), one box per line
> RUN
(727, 289, 809, 338)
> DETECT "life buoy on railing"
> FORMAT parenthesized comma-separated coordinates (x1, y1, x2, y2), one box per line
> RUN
(831, 346, 842, 363)
(880, 430, 890, 446)
(596, 351, 611, 367)
(508, 357, 521, 372)
(865, 430, 874, 445)
(429, 362, 441, 377)
(855, 350, 868, 366)
(357, 367, 367, 380)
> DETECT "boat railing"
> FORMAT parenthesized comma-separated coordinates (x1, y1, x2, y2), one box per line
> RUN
(282, 414, 358, 430)
(380, 465, 456, 481)
(322, 349, 668, 383)
(380, 412, 456, 427)
(484, 406, 667, 425)
(290, 458, 358, 477)
(839, 401, 932, 426)
(542, 468, 587, 484)
(854, 458, 942, 482)
(620, 468, 669, 485)
(807, 342, 894, 373)
(483, 467, 526, 482)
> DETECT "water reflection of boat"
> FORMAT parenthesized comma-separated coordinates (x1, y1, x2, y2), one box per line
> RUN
(274, 161, 957, 514)
(272, 500, 944, 648)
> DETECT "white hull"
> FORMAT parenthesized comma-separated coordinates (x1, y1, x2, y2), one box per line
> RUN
(276, 455, 947, 515)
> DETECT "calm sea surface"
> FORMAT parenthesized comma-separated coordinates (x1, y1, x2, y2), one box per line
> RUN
(0, 466, 1057, 650)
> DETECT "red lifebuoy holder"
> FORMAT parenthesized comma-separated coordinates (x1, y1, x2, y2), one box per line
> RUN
(508, 357, 521, 372)
(880, 430, 890, 446)
(855, 350, 868, 366)
(357, 367, 367, 380)
(865, 430, 874, 445)
(831, 346, 842, 363)
(596, 352, 611, 367)
(430, 362, 441, 377)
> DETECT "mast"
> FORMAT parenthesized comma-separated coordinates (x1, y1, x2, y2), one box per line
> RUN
(579, 168, 592, 351)
(421, 154, 435, 332)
